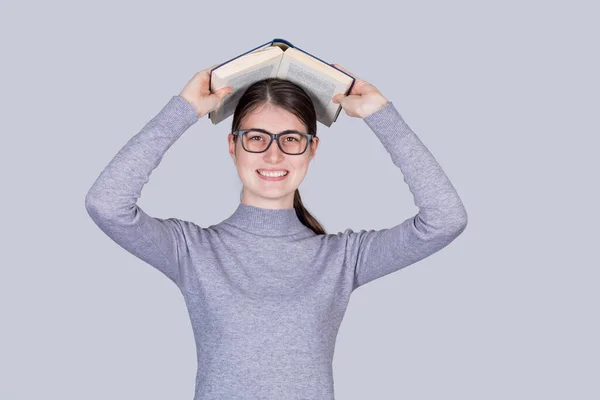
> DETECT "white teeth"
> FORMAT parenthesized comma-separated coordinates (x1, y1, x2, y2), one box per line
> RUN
(258, 170, 288, 177)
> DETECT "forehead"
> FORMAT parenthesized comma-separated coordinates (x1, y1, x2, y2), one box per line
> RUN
(240, 103, 306, 133)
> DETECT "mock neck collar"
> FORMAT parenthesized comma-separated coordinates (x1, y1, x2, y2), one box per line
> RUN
(221, 202, 309, 236)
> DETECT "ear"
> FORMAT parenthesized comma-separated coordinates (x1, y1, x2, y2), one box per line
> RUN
(228, 133, 237, 162)
(309, 137, 319, 160)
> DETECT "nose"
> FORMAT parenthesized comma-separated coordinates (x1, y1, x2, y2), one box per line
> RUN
(263, 138, 285, 161)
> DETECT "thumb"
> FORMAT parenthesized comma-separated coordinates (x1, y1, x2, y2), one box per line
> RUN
(332, 94, 363, 117)
(210, 86, 233, 109)
(332, 94, 343, 104)
(215, 86, 233, 101)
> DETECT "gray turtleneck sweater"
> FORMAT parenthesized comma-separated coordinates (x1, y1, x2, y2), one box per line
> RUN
(85, 95, 468, 399)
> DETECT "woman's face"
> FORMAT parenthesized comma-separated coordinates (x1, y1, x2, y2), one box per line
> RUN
(228, 103, 319, 209)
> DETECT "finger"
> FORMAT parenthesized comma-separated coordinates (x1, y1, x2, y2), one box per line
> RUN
(337, 94, 363, 116)
(333, 92, 350, 104)
(332, 63, 358, 79)
(198, 64, 217, 78)
(334, 85, 361, 101)
(216, 86, 233, 99)
(333, 63, 370, 94)
(208, 92, 225, 112)
(200, 64, 219, 79)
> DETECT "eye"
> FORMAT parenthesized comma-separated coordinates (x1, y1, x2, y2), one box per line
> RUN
(249, 135, 263, 141)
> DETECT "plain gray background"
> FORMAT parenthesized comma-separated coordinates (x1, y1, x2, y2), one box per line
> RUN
(1, 0, 598, 399)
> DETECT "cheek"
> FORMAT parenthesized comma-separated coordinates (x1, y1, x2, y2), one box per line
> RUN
(236, 155, 260, 180)
(291, 157, 311, 172)
(235, 152, 253, 169)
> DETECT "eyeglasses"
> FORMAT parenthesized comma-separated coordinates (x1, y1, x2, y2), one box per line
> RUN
(233, 129, 314, 155)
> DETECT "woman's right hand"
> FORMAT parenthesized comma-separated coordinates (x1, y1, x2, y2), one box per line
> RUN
(179, 64, 234, 118)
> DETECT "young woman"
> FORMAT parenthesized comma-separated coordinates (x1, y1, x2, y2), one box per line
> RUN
(85, 63, 468, 399)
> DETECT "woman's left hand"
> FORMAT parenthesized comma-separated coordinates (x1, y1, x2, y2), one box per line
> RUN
(331, 63, 390, 119)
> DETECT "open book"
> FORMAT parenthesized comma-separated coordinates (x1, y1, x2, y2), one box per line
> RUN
(208, 38, 356, 127)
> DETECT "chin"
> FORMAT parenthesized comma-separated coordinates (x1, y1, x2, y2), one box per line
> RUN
(249, 185, 296, 198)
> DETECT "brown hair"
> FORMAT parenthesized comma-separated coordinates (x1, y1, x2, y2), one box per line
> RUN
(231, 77, 326, 235)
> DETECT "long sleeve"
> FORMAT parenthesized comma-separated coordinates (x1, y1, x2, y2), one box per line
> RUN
(346, 101, 468, 291)
(84, 95, 199, 286)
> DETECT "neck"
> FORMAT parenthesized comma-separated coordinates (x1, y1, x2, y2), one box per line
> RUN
(240, 190, 295, 210)
(221, 202, 309, 236)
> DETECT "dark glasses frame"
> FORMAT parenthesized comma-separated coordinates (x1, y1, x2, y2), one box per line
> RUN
(232, 129, 314, 155)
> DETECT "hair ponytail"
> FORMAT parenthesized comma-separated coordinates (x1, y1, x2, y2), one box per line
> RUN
(294, 189, 326, 235)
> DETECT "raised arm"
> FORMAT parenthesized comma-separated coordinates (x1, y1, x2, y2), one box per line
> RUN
(331, 64, 468, 291)
(84, 95, 199, 286)
(84, 66, 233, 286)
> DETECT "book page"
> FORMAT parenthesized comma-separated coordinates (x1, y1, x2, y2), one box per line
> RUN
(278, 57, 351, 126)
(277, 49, 352, 126)
(210, 60, 280, 124)
(214, 45, 283, 77)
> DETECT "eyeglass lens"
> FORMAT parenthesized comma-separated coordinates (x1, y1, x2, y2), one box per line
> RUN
(242, 130, 308, 155)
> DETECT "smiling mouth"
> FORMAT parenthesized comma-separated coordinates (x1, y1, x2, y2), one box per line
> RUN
(256, 169, 289, 176)
(256, 169, 289, 180)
